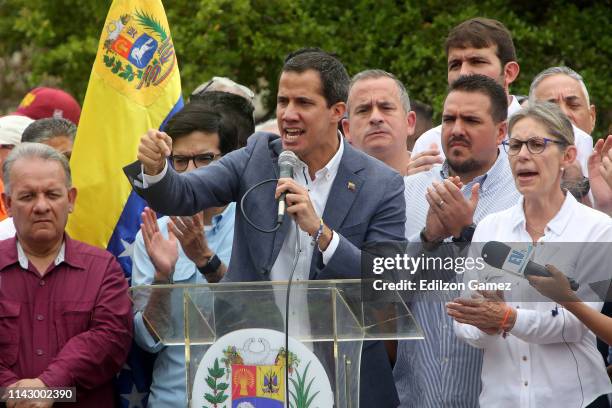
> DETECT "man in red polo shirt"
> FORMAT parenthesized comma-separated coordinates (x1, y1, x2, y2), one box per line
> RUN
(0, 143, 132, 407)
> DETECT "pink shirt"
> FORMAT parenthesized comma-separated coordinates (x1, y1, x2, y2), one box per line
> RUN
(0, 235, 133, 407)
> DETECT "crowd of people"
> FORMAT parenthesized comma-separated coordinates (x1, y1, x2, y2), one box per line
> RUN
(1, 16, 611, 408)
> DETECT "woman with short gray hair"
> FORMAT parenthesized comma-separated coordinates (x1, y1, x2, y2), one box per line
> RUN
(448, 102, 612, 407)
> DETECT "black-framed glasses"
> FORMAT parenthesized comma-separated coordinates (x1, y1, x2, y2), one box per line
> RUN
(502, 137, 568, 156)
(169, 153, 221, 172)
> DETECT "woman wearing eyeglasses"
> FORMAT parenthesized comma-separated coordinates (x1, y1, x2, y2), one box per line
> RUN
(447, 101, 612, 407)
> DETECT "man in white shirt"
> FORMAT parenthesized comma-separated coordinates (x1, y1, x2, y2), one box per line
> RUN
(342, 69, 416, 175)
(529, 66, 596, 135)
(411, 17, 520, 162)
(125, 47, 405, 408)
(528, 66, 594, 172)
(411, 18, 592, 177)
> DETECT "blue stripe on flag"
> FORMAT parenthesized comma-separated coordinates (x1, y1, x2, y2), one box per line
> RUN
(107, 95, 183, 279)
(113, 96, 183, 408)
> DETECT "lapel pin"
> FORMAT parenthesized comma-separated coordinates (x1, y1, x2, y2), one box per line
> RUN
(347, 181, 356, 192)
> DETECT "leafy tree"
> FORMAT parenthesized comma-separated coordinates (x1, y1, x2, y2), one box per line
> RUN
(1, 0, 610, 136)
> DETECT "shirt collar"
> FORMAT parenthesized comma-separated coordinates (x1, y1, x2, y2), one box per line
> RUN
(9, 234, 85, 271)
(16, 239, 65, 269)
(508, 95, 522, 117)
(510, 192, 577, 236)
(295, 131, 344, 181)
(208, 202, 235, 233)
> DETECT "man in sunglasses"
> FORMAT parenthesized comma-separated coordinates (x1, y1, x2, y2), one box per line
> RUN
(130, 100, 253, 407)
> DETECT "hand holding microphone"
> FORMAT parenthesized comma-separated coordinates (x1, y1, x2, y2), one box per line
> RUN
(526, 264, 581, 303)
(275, 151, 330, 246)
(276, 150, 298, 224)
(481, 241, 579, 291)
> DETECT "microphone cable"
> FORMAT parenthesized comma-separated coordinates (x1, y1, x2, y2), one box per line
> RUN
(240, 178, 283, 233)
(284, 221, 302, 407)
(560, 305, 584, 408)
(238, 175, 304, 404)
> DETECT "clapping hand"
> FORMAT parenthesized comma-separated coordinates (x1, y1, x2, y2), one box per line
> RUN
(168, 214, 213, 268)
(141, 207, 178, 282)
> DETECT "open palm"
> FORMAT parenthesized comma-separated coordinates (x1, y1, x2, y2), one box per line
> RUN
(141, 207, 178, 279)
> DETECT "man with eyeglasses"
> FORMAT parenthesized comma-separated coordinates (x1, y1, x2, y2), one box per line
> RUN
(130, 100, 252, 407)
(0, 118, 76, 239)
(394, 75, 520, 408)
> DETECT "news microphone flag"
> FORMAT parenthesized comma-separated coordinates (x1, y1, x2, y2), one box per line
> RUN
(65, 1, 182, 406)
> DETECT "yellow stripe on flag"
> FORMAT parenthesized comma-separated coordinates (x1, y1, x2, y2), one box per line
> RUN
(67, 0, 181, 248)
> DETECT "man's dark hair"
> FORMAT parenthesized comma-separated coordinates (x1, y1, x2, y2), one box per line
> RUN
(22, 117, 77, 143)
(445, 17, 517, 67)
(190, 90, 255, 148)
(412, 100, 433, 123)
(164, 102, 239, 155)
(448, 75, 508, 123)
(282, 47, 349, 107)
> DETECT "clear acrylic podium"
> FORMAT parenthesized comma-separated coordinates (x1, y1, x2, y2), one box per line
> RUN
(131, 279, 422, 407)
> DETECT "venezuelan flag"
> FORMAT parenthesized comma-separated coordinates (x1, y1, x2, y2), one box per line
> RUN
(66, 2, 182, 406)
(67, 0, 182, 277)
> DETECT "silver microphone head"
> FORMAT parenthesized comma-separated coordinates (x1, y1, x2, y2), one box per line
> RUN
(278, 150, 298, 168)
(278, 150, 298, 179)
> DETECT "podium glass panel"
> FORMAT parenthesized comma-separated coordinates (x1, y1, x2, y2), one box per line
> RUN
(131, 279, 422, 407)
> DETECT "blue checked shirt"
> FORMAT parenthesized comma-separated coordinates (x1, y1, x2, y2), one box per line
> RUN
(131, 203, 235, 407)
(394, 150, 520, 407)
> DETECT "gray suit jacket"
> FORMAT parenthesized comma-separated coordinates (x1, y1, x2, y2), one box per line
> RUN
(125, 132, 406, 282)
(125, 132, 405, 407)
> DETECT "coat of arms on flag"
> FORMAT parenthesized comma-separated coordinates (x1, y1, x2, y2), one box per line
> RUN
(67, 1, 183, 406)
(94, 2, 176, 106)
(191, 329, 334, 408)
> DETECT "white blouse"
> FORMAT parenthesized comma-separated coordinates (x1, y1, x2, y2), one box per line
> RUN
(454, 193, 612, 408)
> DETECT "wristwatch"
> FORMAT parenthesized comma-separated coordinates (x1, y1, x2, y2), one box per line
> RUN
(561, 176, 590, 199)
(197, 254, 221, 276)
(420, 227, 443, 251)
(452, 223, 476, 243)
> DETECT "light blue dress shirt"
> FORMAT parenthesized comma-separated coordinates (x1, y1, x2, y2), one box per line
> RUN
(394, 150, 520, 407)
(131, 203, 235, 407)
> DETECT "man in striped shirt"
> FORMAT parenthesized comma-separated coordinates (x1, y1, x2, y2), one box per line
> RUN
(394, 75, 520, 407)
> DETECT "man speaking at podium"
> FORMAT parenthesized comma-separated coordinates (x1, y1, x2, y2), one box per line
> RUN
(125, 48, 406, 407)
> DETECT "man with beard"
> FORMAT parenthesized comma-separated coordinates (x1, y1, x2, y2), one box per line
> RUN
(410, 17, 592, 179)
(393, 75, 520, 407)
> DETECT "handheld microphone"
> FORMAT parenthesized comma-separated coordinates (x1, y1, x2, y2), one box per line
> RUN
(277, 150, 298, 224)
(481, 241, 579, 291)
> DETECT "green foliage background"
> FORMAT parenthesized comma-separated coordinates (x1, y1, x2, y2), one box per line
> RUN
(1, 0, 610, 136)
